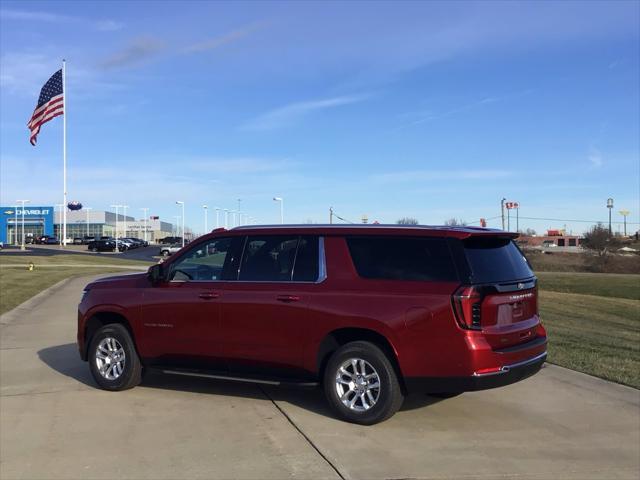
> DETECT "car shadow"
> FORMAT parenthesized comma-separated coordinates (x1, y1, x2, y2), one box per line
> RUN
(38, 343, 445, 420)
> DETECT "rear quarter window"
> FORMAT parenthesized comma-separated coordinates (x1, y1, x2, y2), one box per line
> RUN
(462, 237, 534, 284)
(346, 236, 458, 282)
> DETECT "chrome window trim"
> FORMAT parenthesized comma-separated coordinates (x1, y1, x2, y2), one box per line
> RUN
(168, 236, 327, 285)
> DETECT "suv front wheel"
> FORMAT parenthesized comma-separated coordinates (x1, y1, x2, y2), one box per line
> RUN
(324, 341, 404, 425)
(88, 323, 142, 391)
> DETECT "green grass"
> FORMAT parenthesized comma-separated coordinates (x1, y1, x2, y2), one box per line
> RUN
(540, 291, 639, 389)
(537, 271, 640, 388)
(0, 254, 152, 315)
(537, 271, 640, 300)
(0, 254, 152, 267)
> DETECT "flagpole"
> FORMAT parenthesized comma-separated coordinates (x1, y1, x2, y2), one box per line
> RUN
(62, 59, 67, 247)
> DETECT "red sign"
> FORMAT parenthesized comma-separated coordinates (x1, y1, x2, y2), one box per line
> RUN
(480, 218, 487, 227)
(505, 201, 519, 209)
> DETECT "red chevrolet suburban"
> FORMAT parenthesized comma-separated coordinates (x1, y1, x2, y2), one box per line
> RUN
(77, 225, 547, 424)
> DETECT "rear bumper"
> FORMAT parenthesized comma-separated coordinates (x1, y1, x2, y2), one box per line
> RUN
(404, 351, 547, 394)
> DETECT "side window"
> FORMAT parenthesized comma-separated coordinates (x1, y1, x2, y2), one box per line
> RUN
(346, 236, 458, 282)
(169, 237, 232, 281)
(293, 236, 319, 281)
(239, 236, 299, 281)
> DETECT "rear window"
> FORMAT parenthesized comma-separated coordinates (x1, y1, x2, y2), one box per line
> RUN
(463, 237, 533, 283)
(346, 236, 458, 282)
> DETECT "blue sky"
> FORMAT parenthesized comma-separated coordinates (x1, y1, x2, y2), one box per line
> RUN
(1, 0, 638, 235)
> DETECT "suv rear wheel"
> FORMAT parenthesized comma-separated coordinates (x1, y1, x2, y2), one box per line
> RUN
(324, 341, 404, 425)
(88, 324, 142, 391)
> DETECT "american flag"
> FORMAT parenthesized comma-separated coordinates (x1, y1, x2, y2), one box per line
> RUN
(27, 69, 64, 146)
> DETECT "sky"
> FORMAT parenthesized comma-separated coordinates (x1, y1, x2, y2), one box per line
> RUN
(1, 0, 639, 235)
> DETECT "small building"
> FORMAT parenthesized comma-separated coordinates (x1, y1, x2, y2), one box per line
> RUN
(518, 234, 582, 248)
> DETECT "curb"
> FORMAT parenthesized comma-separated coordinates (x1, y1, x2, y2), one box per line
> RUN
(0, 277, 74, 326)
(0, 271, 135, 326)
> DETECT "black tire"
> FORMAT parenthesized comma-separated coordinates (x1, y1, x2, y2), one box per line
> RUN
(88, 323, 142, 391)
(91, 247, 98, 252)
(323, 341, 404, 425)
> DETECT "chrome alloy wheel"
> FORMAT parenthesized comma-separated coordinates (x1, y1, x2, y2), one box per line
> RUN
(95, 337, 126, 380)
(335, 358, 381, 412)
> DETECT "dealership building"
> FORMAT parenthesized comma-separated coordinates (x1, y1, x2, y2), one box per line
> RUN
(1, 206, 175, 244)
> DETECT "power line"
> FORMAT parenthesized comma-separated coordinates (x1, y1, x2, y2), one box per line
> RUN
(516, 216, 639, 225)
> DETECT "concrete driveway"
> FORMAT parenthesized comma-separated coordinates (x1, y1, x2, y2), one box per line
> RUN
(1, 275, 639, 480)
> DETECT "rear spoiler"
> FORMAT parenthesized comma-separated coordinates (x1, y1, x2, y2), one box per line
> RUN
(451, 228, 520, 240)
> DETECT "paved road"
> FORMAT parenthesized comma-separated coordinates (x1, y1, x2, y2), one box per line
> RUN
(1, 275, 639, 480)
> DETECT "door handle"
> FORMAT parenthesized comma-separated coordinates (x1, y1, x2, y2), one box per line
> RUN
(276, 295, 300, 303)
(198, 292, 220, 300)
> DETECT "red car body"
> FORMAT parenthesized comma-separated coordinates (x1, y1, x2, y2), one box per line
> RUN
(78, 225, 547, 393)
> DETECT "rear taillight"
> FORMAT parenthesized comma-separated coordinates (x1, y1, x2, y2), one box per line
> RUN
(452, 285, 483, 330)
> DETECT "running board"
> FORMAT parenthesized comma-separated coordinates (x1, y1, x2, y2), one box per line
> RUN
(159, 368, 319, 388)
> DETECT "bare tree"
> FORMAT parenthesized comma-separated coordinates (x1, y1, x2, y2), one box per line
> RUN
(396, 217, 419, 225)
(582, 223, 620, 271)
(444, 218, 467, 226)
(524, 228, 537, 236)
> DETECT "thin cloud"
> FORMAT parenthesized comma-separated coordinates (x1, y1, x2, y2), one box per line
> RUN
(588, 148, 603, 169)
(243, 94, 370, 131)
(183, 23, 262, 54)
(100, 37, 165, 70)
(0, 8, 124, 31)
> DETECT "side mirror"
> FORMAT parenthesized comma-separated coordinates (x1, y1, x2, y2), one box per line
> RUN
(148, 263, 165, 284)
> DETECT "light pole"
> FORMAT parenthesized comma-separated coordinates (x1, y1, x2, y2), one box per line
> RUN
(273, 197, 284, 224)
(85, 207, 93, 237)
(176, 201, 185, 247)
(55, 204, 64, 245)
(215, 207, 220, 228)
(203, 205, 208, 234)
(16, 200, 30, 250)
(140, 208, 149, 243)
(607, 198, 614, 236)
(501, 198, 506, 230)
(619, 210, 630, 237)
(223, 209, 229, 228)
(110, 204, 124, 252)
(122, 205, 129, 238)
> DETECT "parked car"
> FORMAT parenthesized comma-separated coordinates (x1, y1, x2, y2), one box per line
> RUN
(41, 236, 59, 245)
(83, 236, 96, 245)
(77, 225, 547, 425)
(87, 240, 116, 252)
(159, 243, 182, 257)
(158, 236, 182, 245)
(73, 237, 84, 245)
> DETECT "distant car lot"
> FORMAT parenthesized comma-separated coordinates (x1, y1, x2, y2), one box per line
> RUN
(0, 243, 159, 262)
(0, 274, 638, 479)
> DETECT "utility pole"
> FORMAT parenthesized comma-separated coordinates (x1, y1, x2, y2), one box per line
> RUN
(607, 198, 614, 236)
(501, 198, 506, 230)
(329, 206, 333, 224)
